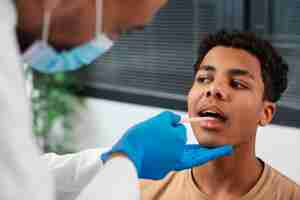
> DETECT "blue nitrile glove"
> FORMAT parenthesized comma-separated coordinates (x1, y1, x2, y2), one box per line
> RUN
(101, 111, 233, 180)
(174, 144, 233, 171)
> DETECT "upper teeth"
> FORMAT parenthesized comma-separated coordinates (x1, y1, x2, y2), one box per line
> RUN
(199, 111, 222, 118)
(204, 111, 218, 114)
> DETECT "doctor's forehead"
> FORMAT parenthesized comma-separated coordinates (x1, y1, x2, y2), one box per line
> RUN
(121, 0, 168, 9)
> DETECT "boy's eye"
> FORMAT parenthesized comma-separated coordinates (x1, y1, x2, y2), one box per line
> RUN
(196, 76, 211, 84)
(231, 80, 247, 89)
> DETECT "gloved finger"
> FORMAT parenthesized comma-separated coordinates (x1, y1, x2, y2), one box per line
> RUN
(173, 124, 187, 143)
(159, 111, 181, 125)
(169, 112, 181, 126)
(174, 144, 233, 171)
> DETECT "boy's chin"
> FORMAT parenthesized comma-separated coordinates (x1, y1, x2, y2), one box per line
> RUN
(194, 134, 229, 147)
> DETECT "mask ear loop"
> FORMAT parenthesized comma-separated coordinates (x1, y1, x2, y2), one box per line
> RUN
(95, 0, 103, 38)
(42, 0, 61, 43)
(42, 10, 52, 44)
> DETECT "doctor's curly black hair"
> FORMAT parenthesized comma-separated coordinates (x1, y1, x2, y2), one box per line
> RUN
(193, 30, 289, 103)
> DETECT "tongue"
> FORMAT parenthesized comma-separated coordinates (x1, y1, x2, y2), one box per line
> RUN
(206, 115, 221, 120)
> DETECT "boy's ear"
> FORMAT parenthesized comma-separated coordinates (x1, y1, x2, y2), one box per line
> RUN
(259, 101, 276, 126)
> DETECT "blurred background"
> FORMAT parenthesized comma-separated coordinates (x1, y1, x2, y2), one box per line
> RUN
(28, 0, 300, 183)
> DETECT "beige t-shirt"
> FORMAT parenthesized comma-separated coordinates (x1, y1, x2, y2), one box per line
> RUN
(140, 163, 300, 200)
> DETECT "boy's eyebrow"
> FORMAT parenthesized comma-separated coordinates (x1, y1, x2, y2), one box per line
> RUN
(228, 68, 255, 80)
(198, 65, 216, 72)
(198, 65, 255, 80)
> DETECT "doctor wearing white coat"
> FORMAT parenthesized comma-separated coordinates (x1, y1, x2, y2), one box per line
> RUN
(1, 0, 234, 199)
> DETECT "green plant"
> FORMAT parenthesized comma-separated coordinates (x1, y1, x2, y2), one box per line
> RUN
(28, 69, 86, 154)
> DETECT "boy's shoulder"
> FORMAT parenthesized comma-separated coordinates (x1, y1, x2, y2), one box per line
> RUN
(263, 162, 300, 199)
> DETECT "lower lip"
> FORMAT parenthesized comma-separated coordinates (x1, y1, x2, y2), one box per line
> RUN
(197, 117, 226, 130)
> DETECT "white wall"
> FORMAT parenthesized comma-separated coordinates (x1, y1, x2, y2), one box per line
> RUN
(73, 98, 300, 184)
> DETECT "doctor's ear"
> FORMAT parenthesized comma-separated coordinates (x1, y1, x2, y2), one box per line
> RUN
(259, 101, 276, 127)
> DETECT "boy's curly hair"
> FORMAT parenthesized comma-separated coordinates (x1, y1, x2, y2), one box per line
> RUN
(194, 30, 289, 102)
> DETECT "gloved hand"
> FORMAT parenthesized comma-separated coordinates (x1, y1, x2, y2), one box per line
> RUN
(101, 111, 233, 180)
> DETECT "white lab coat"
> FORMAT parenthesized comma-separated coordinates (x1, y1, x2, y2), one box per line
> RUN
(2, 1, 139, 199)
(43, 149, 139, 200)
(0, 1, 54, 199)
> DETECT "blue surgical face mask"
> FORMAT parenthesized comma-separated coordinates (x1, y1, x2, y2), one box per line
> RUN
(22, 0, 114, 74)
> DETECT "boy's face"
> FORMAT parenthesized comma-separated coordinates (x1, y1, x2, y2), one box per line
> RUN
(187, 46, 276, 147)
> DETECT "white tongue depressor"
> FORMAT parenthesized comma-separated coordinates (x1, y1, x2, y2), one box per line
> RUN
(180, 117, 202, 124)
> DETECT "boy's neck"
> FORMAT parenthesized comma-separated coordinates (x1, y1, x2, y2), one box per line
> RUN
(192, 141, 264, 200)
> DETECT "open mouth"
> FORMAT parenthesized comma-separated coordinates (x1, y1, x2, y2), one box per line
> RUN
(197, 110, 227, 122)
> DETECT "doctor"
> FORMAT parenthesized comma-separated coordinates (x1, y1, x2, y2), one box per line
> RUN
(0, 0, 233, 199)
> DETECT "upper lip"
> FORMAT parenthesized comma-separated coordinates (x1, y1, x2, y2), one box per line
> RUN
(197, 105, 228, 121)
